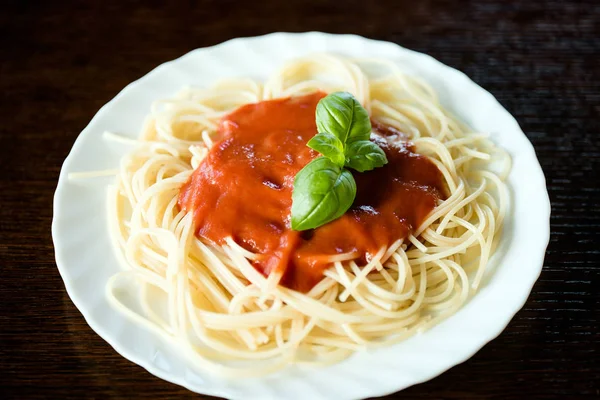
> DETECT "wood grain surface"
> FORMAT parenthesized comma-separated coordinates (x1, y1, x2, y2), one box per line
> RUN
(1, 0, 598, 398)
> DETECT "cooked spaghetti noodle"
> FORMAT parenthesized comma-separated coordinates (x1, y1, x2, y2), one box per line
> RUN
(96, 54, 510, 377)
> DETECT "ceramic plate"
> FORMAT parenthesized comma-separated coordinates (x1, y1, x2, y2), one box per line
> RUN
(52, 32, 550, 399)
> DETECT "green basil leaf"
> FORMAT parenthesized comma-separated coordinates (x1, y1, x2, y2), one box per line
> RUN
(316, 92, 371, 144)
(307, 132, 345, 167)
(345, 140, 388, 172)
(291, 157, 357, 231)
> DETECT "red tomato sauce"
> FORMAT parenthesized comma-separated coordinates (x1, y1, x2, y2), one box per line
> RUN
(179, 92, 446, 292)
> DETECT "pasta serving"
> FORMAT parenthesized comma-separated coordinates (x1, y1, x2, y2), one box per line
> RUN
(97, 54, 510, 378)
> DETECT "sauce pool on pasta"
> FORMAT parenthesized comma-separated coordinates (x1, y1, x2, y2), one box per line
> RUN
(179, 92, 446, 292)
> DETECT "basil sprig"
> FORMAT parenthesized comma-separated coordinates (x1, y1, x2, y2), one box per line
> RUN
(291, 92, 388, 231)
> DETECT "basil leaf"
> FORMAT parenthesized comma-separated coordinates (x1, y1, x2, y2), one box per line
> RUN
(307, 132, 345, 167)
(316, 92, 371, 144)
(345, 140, 388, 172)
(291, 157, 357, 231)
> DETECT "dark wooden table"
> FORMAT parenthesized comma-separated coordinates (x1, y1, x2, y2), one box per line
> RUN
(1, 0, 599, 398)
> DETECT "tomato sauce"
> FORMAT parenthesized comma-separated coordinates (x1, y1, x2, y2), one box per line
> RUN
(179, 92, 446, 292)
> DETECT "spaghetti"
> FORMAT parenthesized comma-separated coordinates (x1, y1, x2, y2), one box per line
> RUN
(98, 54, 510, 377)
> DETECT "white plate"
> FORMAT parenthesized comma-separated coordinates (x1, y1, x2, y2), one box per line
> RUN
(52, 32, 550, 399)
